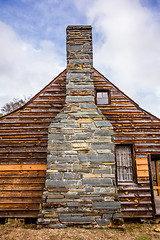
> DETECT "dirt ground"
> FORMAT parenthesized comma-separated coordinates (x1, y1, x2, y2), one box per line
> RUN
(0, 220, 160, 240)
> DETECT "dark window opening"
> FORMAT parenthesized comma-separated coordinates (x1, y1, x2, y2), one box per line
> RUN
(116, 144, 134, 182)
(151, 154, 160, 196)
(96, 91, 109, 105)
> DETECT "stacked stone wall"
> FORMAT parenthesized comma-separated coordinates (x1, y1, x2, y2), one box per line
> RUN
(37, 25, 123, 229)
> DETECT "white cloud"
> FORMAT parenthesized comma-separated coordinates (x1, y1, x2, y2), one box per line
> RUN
(75, 0, 160, 117)
(1, 0, 160, 118)
(0, 21, 65, 109)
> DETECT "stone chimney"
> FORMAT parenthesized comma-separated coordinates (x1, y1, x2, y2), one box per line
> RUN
(66, 25, 94, 104)
(37, 26, 123, 229)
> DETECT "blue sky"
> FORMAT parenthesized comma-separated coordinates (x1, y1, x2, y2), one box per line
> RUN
(0, 0, 160, 117)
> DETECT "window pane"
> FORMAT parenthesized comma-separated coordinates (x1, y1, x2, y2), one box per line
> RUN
(102, 92, 108, 97)
(97, 92, 102, 98)
(97, 98, 104, 104)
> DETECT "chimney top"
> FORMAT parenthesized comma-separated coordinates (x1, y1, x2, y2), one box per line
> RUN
(66, 25, 92, 30)
(66, 25, 94, 104)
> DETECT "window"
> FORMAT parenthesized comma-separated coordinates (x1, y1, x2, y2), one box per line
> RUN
(96, 91, 109, 105)
(116, 145, 133, 182)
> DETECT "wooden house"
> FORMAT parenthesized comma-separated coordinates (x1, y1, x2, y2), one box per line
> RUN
(0, 25, 160, 226)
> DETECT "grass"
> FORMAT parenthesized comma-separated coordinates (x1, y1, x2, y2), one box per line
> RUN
(134, 235, 152, 240)
(0, 221, 159, 240)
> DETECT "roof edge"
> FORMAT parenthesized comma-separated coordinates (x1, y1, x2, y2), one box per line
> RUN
(1, 67, 159, 122)
(0, 69, 67, 120)
(93, 67, 160, 122)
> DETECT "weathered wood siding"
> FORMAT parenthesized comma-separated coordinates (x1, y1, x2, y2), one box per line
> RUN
(0, 68, 159, 218)
(94, 68, 160, 217)
(0, 70, 66, 218)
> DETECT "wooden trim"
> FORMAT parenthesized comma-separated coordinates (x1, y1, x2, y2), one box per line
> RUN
(132, 144, 138, 183)
(153, 186, 160, 190)
(155, 161, 160, 195)
(115, 144, 118, 186)
(148, 154, 156, 219)
(0, 164, 47, 171)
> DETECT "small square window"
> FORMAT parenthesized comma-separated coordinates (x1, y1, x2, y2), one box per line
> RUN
(96, 91, 109, 105)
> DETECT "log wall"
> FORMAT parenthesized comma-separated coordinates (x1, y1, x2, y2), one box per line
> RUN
(0, 71, 66, 218)
(93, 68, 160, 217)
(0, 68, 159, 218)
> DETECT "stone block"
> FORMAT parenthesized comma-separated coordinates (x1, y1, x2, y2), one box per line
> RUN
(81, 196, 103, 201)
(71, 214, 84, 217)
(67, 202, 78, 207)
(86, 137, 111, 143)
(70, 133, 92, 140)
(102, 174, 115, 178)
(50, 163, 73, 171)
(113, 213, 123, 219)
(82, 173, 101, 178)
(94, 187, 116, 194)
(50, 219, 59, 224)
(66, 82, 93, 88)
(47, 194, 64, 199)
(95, 121, 112, 127)
(104, 197, 115, 201)
(69, 112, 98, 118)
(67, 44, 82, 51)
(48, 142, 72, 151)
(77, 118, 92, 123)
(50, 224, 66, 229)
(48, 133, 64, 140)
(64, 150, 77, 155)
(47, 155, 57, 162)
(47, 187, 68, 193)
(66, 96, 94, 103)
(72, 142, 89, 150)
(96, 219, 111, 226)
(46, 198, 66, 203)
(56, 156, 78, 163)
(63, 123, 80, 128)
(96, 149, 112, 154)
(82, 123, 96, 129)
(49, 173, 63, 180)
(46, 180, 81, 186)
(85, 186, 94, 192)
(59, 215, 95, 223)
(64, 172, 81, 179)
(93, 168, 112, 174)
(93, 202, 121, 210)
(82, 178, 112, 186)
(80, 103, 97, 109)
(41, 219, 51, 225)
(55, 113, 68, 119)
(94, 129, 114, 136)
(78, 153, 115, 163)
(91, 143, 114, 151)
(102, 214, 113, 219)
(49, 123, 63, 128)
(70, 59, 93, 64)
(65, 194, 80, 199)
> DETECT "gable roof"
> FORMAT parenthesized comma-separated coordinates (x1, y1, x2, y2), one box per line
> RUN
(1, 68, 159, 122)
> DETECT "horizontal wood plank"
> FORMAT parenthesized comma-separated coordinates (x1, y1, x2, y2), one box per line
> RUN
(0, 164, 47, 171)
